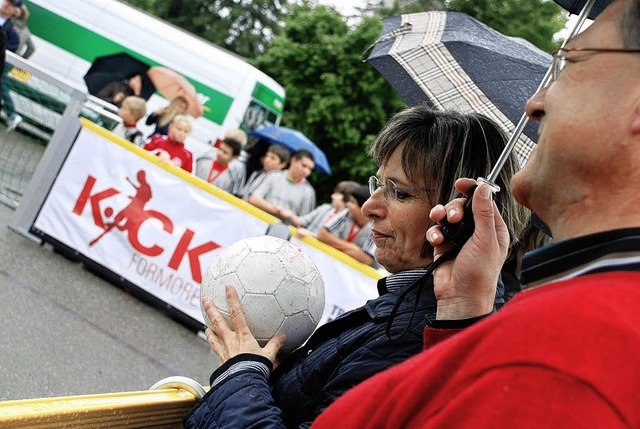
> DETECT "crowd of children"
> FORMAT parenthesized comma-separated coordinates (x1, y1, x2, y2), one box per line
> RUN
(1, 0, 373, 268)
(110, 95, 193, 172)
(108, 95, 376, 267)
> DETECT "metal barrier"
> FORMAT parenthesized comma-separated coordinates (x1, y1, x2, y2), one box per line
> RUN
(0, 376, 207, 428)
(3, 52, 129, 244)
(0, 52, 123, 215)
(0, 52, 85, 211)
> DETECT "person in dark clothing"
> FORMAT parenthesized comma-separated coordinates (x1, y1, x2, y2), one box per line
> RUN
(11, 0, 34, 59)
(313, 3, 640, 427)
(183, 106, 528, 429)
(144, 95, 187, 137)
(0, 0, 22, 131)
(0, 15, 6, 113)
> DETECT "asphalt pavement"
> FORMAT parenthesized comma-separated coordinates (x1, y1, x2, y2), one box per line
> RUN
(0, 202, 217, 402)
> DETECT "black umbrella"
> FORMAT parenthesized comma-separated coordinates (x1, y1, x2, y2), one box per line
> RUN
(553, 0, 612, 18)
(84, 53, 154, 99)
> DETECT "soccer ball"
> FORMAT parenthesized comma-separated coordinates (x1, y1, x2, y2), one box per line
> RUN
(200, 235, 325, 355)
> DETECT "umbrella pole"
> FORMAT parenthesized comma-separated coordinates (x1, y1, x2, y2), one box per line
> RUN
(482, 0, 597, 187)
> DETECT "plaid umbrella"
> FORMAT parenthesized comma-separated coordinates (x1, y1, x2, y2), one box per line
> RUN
(366, 11, 552, 168)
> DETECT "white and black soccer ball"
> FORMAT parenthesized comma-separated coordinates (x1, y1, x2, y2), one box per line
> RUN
(200, 235, 325, 355)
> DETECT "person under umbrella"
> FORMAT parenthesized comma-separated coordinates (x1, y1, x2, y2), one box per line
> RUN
(145, 95, 188, 137)
(146, 66, 203, 118)
(183, 106, 528, 429)
(96, 72, 143, 108)
(246, 149, 317, 220)
(249, 126, 332, 175)
(311, 1, 640, 427)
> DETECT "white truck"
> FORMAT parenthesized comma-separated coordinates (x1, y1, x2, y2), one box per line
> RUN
(20, 0, 285, 155)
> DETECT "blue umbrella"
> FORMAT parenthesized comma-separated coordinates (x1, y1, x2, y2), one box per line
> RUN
(249, 126, 332, 175)
(366, 11, 552, 168)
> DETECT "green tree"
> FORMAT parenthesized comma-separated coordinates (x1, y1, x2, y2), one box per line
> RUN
(253, 5, 405, 198)
(122, 0, 289, 58)
(120, 0, 565, 196)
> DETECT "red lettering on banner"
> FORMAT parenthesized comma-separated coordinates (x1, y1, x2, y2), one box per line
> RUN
(168, 229, 220, 283)
(72, 176, 119, 229)
(75, 171, 221, 283)
(127, 209, 173, 257)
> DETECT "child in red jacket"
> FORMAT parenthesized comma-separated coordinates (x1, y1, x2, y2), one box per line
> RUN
(143, 114, 193, 172)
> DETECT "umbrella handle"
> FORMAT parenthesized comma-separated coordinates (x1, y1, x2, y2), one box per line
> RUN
(440, 179, 500, 247)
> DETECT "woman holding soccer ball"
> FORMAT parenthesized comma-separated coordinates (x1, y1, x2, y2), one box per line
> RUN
(185, 106, 529, 428)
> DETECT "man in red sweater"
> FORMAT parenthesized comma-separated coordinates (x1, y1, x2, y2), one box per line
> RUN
(311, 0, 640, 427)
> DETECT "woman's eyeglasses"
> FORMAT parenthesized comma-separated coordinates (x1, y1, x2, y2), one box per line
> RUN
(368, 176, 432, 202)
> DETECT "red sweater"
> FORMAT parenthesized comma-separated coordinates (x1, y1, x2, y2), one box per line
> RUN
(312, 272, 640, 428)
(143, 135, 193, 173)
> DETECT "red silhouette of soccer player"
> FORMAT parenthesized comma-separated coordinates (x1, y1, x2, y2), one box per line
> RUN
(90, 170, 152, 246)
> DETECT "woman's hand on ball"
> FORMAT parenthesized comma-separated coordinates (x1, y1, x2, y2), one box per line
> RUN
(202, 285, 286, 365)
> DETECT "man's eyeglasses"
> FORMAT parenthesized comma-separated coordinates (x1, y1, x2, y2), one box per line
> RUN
(368, 176, 432, 202)
(551, 47, 640, 82)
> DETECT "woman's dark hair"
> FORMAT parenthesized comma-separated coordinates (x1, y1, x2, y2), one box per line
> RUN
(370, 105, 528, 259)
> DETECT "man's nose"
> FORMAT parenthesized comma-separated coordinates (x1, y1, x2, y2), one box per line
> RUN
(525, 85, 549, 121)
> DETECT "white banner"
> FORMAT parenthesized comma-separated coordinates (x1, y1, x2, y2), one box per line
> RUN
(34, 122, 380, 327)
(292, 237, 379, 323)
